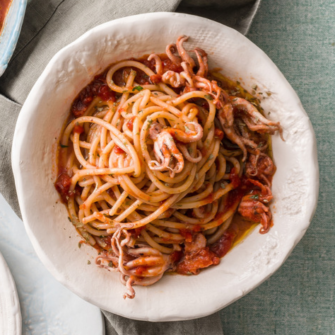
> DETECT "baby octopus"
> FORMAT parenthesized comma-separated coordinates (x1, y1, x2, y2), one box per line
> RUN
(238, 179, 273, 234)
(148, 121, 203, 177)
(96, 227, 171, 299)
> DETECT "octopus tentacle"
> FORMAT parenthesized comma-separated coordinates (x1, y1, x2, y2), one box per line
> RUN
(148, 121, 203, 176)
(218, 105, 247, 161)
(180, 62, 194, 86)
(194, 76, 212, 92)
(167, 122, 203, 143)
(166, 43, 182, 65)
(148, 54, 163, 75)
(162, 71, 185, 87)
(176, 35, 196, 68)
(123, 276, 136, 299)
(230, 97, 284, 140)
(194, 48, 208, 77)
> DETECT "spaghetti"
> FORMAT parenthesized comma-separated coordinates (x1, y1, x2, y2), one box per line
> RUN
(55, 36, 283, 299)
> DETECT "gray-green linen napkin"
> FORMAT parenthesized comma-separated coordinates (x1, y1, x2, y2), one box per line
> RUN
(0, 0, 260, 333)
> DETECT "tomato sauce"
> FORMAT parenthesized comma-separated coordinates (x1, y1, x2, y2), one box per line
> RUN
(114, 145, 125, 155)
(54, 172, 72, 202)
(71, 73, 116, 117)
(177, 248, 220, 275)
(0, 0, 12, 33)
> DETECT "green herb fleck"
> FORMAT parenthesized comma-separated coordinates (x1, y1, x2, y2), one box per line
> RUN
(236, 80, 241, 85)
(220, 183, 226, 189)
(108, 262, 114, 267)
(253, 85, 258, 91)
(132, 86, 143, 92)
(60, 144, 68, 148)
(68, 217, 72, 222)
(78, 242, 82, 248)
(204, 94, 213, 100)
(208, 154, 214, 160)
(250, 194, 259, 200)
(266, 91, 272, 97)
(87, 260, 91, 265)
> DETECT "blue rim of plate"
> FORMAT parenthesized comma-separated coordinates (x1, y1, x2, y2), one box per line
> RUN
(0, 0, 27, 77)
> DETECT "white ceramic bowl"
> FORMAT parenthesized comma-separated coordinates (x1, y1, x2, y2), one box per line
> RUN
(12, 12, 319, 321)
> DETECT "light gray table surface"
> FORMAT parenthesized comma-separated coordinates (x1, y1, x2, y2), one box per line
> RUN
(221, 1, 334, 334)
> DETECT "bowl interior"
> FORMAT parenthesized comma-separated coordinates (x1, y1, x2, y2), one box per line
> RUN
(12, 12, 318, 321)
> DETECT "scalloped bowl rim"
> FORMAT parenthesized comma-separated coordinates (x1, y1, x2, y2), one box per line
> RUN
(12, 12, 319, 321)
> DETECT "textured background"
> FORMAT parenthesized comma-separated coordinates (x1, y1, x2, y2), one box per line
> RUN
(220, 1, 334, 334)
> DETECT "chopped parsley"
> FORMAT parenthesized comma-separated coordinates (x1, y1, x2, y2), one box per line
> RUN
(204, 94, 213, 100)
(78, 242, 82, 249)
(60, 144, 68, 148)
(250, 194, 259, 200)
(108, 262, 114, 267)
(87, 260, 91, 265)
(132, 86, 143, 92)
(220, 183, 226, 189)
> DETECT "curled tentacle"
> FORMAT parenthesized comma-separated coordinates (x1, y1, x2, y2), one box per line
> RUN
(212, 81, 230, 107)
(218, 105, 247, 161)
(238, 197, 272, 234)
(246, 153, 276, 186)
(176, 35, 196, 69)
(96, 252, 119, 270)
(194, 76, 212, 92)
(148, 121, 203, 176)
(194, 48, 208, 77)
(166, 43, 182, 65)
(230, 97, 284, 140)
(167, 122, 203, 143)
(148, 54, 163, 75)
(111, 227, 171, 299)
(123, 275, 136, 299)
(149, 140, 183, 177)
(180, 62, 194, 86)
(162, 71, 185, 87)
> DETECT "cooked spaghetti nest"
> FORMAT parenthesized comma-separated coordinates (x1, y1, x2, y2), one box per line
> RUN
(56, 35, 281, 299)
